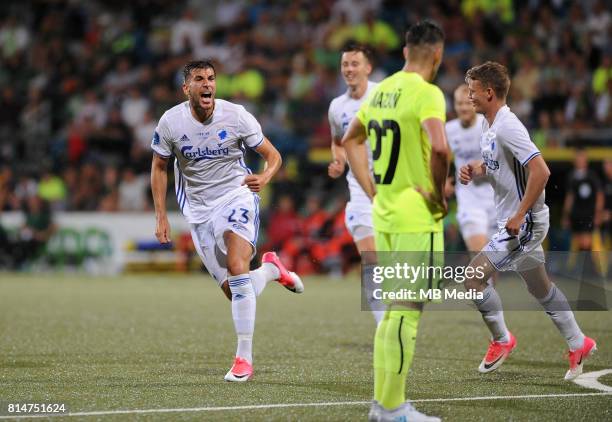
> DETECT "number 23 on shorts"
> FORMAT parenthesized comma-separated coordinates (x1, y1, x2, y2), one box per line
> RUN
(227, 208, 249, 224)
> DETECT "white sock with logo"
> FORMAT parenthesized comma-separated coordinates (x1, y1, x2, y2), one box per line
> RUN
(228, 274, 256, 363)
(537, 284, 585, 351)
(473, 285, 510, 343)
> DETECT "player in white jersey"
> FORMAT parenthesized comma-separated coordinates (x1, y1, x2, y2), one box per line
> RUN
(446, 84, 496, 251)
(459, 61, 596, 380)
(150, 60, 303, 383)
(327, 43, 384, 324)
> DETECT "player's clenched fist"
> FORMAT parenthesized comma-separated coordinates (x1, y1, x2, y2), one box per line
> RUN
(243, 174, 269, 192)
(328, 159, 345, 178)
(155, 216, 171, 244)
(459, 164, 473, 185)
(459, 160, 485, 185)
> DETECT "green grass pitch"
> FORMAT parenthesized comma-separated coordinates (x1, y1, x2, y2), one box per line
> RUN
(0, 273, 610, 421)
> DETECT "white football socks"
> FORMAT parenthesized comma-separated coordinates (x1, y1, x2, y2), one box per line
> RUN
(228, 274, 256, 363)
(537, 284, 585, 351)
(474, 284, 510, 343)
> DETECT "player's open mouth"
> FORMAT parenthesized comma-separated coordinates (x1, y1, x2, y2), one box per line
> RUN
(199, 92, 213, 107)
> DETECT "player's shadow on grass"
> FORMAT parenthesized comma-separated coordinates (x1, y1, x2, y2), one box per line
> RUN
(186, 367, 276, 377)
(508, 358, 609, 372)
(505, 359, 567, 370)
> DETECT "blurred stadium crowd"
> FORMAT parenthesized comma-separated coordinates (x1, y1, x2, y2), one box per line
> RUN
(0, 0, 610, 271)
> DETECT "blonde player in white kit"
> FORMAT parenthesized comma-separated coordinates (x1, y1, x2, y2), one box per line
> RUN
(327, 43, 384, 324)
(447, 84, 496, 251)
(151, 61, 303, 383)
(459, 61, 596, 381)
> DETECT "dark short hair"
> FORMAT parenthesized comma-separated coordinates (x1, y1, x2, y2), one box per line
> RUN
(405, 20, 445, 47)
(183, 60, 216, 82)
(341, 41, 375, 64)
(465, 61, 511, 100)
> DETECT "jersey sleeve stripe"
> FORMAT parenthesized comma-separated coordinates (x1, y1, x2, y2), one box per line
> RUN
(250, 137, 264, 148)
(521, 151, 541, 166)
(176, 171, 184, 205)
(153, 149, 172, 159)
(513, 158, 524, 201)
(238, 142, 253, 174)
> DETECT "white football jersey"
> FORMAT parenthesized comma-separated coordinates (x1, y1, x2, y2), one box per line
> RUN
(329, 81, 377, 208)
(446, 114, 495, 212)
(480, 105, 548, 223)
(151, 99, 264, 224)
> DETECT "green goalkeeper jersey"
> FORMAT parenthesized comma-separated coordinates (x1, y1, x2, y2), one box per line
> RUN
(356, 71, 446, 233)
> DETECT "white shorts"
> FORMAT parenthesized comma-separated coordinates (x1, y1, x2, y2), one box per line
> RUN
(457, 206, 497, 240)
(190, 192, 260, 285)
(483, 208, 549, 272)
(345, 201, 374, 242)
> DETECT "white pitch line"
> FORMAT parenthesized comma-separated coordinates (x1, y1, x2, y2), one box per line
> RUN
(573, 369, 612, 392)
(1, 392, 611, 420)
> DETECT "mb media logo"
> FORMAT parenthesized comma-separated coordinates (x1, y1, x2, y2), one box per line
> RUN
(181, 145, 230, 161)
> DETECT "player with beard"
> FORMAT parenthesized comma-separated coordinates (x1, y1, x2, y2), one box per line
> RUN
(151, 60, 304, 383)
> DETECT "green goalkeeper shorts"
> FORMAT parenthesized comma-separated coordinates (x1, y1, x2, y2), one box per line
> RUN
(374, 231, 445, 303)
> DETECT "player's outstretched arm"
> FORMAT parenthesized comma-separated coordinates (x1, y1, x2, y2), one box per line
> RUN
(343, 117, 376, 200)
(506, 155, 550, 235)
(245, 137, 282, 192)
(151, 152, 171, 243)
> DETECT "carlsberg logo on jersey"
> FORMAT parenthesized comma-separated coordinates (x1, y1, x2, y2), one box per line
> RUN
(181, 145, 230, 161)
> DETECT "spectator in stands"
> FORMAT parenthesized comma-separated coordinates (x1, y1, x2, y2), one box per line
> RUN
(75, 90, 106, 129)
(72, 162, 102, 210)
(592, 55, 611, 96)
(264, 194, 301, 254)
(131, 109, 157, 172)
(170, 8, 204, 55)
(13, 195, 57, 269)
(98, 165, 119, 212)
(0, 165, 16, 211)
(88, 108, 132, 165)
(38, 170, 67, 211)
(595, 79, 611, 125)
(0, 220, 12, 268)
(0, 86, 22, 162)
(118, 167, 148, 211)
(0, 15, 30, 58)
(353, 9, 400, 54)
(121, 87, 150, 129)
(20, 87, 51, 164)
